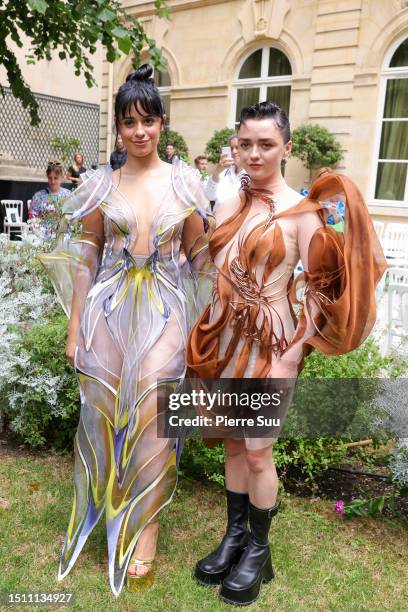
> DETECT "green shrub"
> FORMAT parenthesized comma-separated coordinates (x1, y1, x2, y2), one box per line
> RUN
(179, 340, 407, 487)
(180, 436, 226, 485)
(291, 124, 342, 174)
(4, 313, 79, 449)
(180, 437, 346, 488)
(273, 437, 347, 484)
(300, 337, 406, 379)
(159, 128, 189, 162)
(205, 127, 236, 163)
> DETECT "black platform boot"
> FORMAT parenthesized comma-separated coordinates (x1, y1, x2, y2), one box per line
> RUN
(219, 499, 280, 606)
(194, 490, 249, 586)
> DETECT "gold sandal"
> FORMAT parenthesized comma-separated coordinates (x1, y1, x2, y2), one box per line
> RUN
(127, 558, 156, 590)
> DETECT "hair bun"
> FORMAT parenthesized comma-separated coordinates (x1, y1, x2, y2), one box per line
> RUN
(126, 64, 154, 83)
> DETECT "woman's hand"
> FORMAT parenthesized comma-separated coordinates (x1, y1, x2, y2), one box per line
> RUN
(65, 338, 76, 366)
(267, 357, 298, 379)
(212, 153, 235, 182)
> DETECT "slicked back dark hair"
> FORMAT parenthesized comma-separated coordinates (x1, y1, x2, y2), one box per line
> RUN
(239, 101, 291, 143)
(114, 64, 165, 131)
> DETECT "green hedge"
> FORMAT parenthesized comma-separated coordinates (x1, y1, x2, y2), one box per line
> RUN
(180, 340, 406, 485)
(4, 313, 79, 449)
(291, 124, 343, 171)
(158, 128, 189, 162)
(205, 127, 236, 164)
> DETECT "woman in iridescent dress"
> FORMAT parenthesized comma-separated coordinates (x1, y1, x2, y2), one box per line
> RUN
(187, 102, 386, 606)
(40, 64, 212, 597)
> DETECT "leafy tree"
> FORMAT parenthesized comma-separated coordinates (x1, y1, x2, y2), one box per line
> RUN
(0, 0, 169, 126)
(291, 124, 342, 180)
(50, 136, 81, 164)
(205, 127, 236, 163)
(159, 128, 189, 162)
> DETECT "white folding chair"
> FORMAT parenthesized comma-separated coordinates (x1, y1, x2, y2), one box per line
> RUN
(387, 267, 408, 352)
(382, 223, 408, 268)
(1, 199, 24, 238)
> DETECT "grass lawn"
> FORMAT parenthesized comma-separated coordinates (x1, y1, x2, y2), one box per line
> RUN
(0, 449, 407, 612)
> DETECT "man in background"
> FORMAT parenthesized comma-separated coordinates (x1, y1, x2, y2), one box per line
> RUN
(164, 143, 179, 164)
(110, 134, 127, 170)
(194, 155, 208, 176)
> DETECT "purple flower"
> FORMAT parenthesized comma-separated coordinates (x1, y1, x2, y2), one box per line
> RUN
(333, 500, 345, 518)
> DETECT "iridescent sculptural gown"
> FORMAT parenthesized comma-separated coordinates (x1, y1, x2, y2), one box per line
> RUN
(187, 172, 387, 390)
(40, 160, 212, 596)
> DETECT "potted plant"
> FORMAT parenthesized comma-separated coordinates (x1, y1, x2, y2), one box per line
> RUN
(159, 129, 189, 162)
(291, 124, 342, 184)
(205, 127, 236, 163)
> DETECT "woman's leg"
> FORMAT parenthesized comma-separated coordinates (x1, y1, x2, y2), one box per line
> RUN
(219, 440, 280, 605)
(125, 308, 184, 582)
(128, 521, 160, 577)
(245, 442, 278, 508)
(193, 439, 249, 586)
(224, 438, 249, 493)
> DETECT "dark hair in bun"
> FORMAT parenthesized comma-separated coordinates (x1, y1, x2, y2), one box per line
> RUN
(239, 101, 291, 143)
(115, 63, 165, 131)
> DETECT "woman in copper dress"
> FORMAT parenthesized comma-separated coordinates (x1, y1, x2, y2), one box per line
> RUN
(187, 101, 386, 606)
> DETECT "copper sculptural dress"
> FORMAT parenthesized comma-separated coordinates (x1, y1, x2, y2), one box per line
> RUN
(40, 159, 212, 596)
(187, 171, 387, 386)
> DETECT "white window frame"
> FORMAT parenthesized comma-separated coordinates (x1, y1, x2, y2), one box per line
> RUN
(230, 47, 292, 128)
(370, 35, 408, 208)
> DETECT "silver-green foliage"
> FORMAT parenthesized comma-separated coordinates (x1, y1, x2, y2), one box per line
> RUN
(0, 240, 78, 447)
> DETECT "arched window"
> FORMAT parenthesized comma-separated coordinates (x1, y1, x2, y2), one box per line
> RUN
(154, 68, 171, 125)
(232, 47, 292, 127)
(373, 37, 408, 204)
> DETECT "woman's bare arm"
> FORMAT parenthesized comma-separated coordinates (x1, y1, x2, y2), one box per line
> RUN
(66, 207, 104, 363)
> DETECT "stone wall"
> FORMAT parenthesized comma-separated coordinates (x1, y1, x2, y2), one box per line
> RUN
(99, 0, 408, 220)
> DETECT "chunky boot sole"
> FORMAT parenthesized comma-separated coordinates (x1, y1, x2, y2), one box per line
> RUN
(219, 554, 274, 606)
(193, 548, 246, 587)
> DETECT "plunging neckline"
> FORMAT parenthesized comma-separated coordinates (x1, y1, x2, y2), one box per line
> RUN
(109, 162, 175, 211)
(103, 162, 178, 256)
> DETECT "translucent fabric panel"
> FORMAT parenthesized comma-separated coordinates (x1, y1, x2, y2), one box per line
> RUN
(268, 48, 292, 76)
(383, 79, 408, 118)
(235, 88, 260, 123)
(239, 50, 262, 79)
(379, 121, 408, 160)
(390, 39, 408, 68)
(266, 86, 291, 115)
(375, 162, 407, 201)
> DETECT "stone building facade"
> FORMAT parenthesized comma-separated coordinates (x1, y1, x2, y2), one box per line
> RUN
(0, 42, 102, 183)
(98, 0, 408, 222)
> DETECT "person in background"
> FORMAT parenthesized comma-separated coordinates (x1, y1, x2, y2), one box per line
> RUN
(163, 143, 179, 164)
(67, 153, 87, 189)
(110, 134, 127, 171)
(29, 161, 71, 240)
(194, 155, 208, 175)
(194, 155, 210, 190)
(205, 134, 244, 211)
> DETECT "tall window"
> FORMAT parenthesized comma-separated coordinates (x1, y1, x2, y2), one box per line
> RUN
(233, 47, 292, 127)
(374, 38, 408, 204)
(154, 68, 171, 125)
